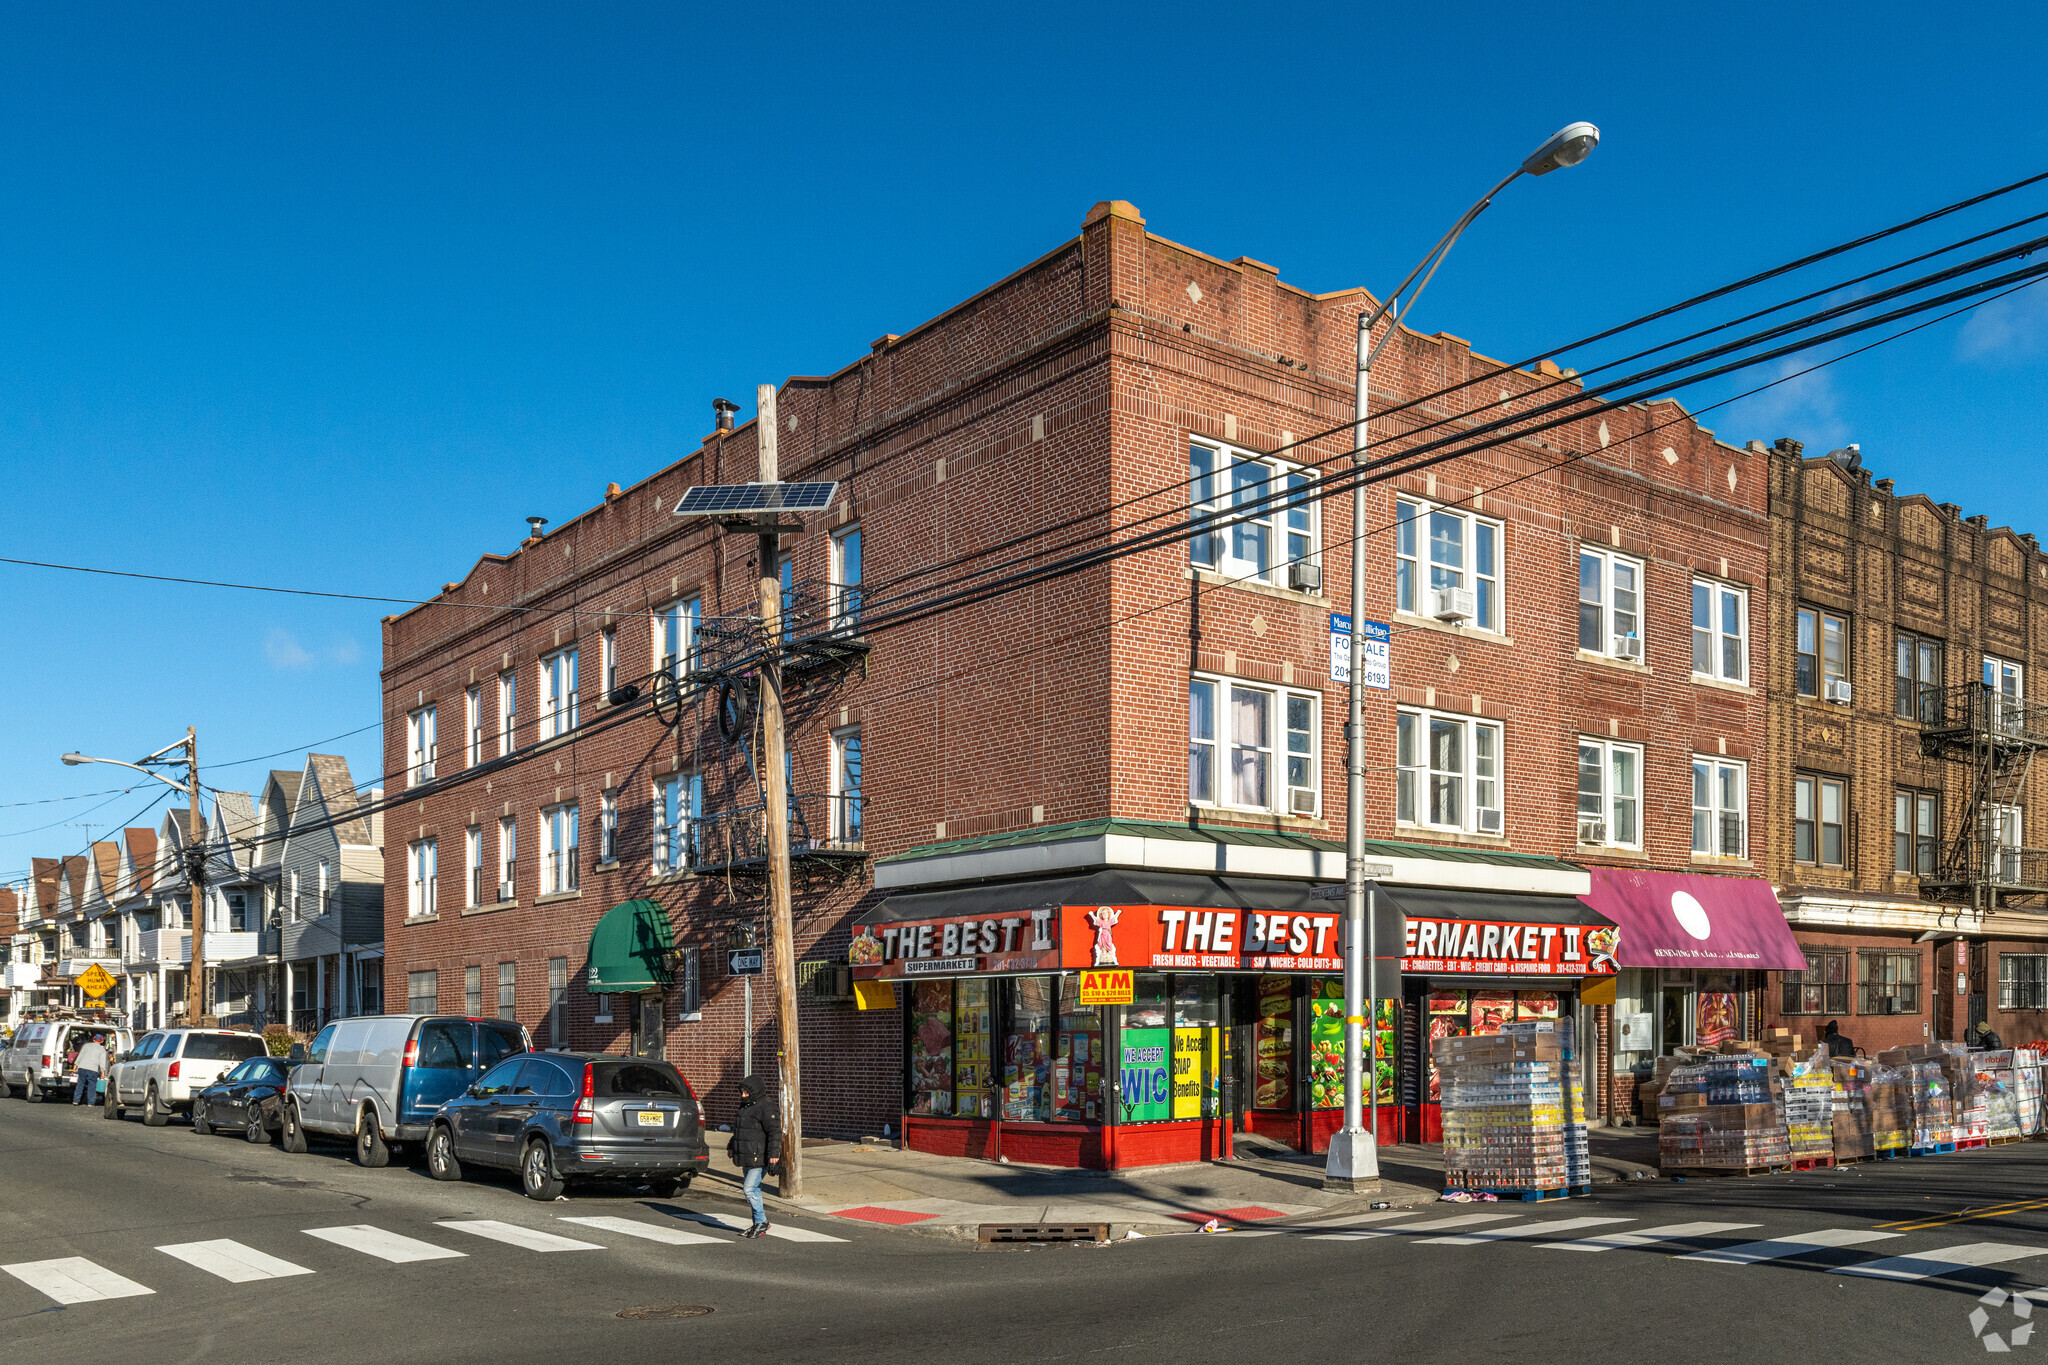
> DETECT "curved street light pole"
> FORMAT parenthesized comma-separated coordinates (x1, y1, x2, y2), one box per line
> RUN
(1326, 124, 1599, 1192)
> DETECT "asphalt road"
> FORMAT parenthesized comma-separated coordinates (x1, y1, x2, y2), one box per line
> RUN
(4, 1095, 2047, 1363)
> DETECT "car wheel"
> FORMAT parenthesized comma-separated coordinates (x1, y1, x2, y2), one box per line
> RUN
(103, 1085, 122, 1121)
(281, 1101, 308, 1154)
(244, 1112, 270, 1145)
(520, 1139, 565, 1201)
(192, 1101, 212, 1136)
(654, 1176, 692, 1198)
(426, 1124, 463, 1182)
(142, 1084, 169, 1127)
(24, 1082, 41, 1104)
(353, 1109, 391, 1168)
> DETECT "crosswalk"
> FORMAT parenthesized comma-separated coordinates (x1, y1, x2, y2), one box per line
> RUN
(1, 1209, 850, 1308)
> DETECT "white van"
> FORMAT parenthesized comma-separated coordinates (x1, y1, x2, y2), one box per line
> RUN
(1, 1020, 133, 1102)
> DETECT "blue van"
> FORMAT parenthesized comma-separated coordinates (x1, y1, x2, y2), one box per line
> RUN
(281, 1015, 530, 1167)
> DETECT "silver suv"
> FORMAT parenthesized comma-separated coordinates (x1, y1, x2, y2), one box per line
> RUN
(105, 1028, 268, 1125)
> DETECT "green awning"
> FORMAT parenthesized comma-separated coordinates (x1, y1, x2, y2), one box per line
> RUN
(586, 898, 676, 992)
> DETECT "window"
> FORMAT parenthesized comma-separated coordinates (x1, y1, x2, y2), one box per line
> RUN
(1188, 441, 1317, 585)
(679, 945, 702, 1019)
(1986, 804, 2023, 884)
(465, 825, 482, 908)
(548, 957, 569, 1047)
(1895, 790, 1938, 876)
(465, 686, 483, 765)
(654, 773, 702, 873)
(318, 858, 332, 916)
(1794, 774, 1845, 866)
(407, 839, 437, 919)
(1859, 950, 1921, 1015)
(1985, 656, 2025, 733)
(2000, 954, 2048, 1010)
(407, 971, 439, 1015)
(1188, 676, 1320, 815)
(1692, 758, 1747, 857)
(831, 526, 863, 630)
(498, 816, 517, 902)
(497, 672, 517, 756)
(1397, 709, 1502, 834)
(778, 553, 796, 640)
(1795, 606, 1848, 697)
(539, 648, 579, 739)
(1576, 739, 1641, 847)
(1692, 580, 1748, 682)
(658, 596, 700, 680)
(600, 628, 617, 699)
(1395, 498, 1501, 631)
(599, 790, 618, 863)
(465, 964, 483, 1016)
(1781, 948, 1849, 1015)
(1578, 548, 1644, 660)
(1896, 631, 1943, 721)
(497, 961, 516, 1020)
(831, 727, 863, 843)
(406, 706, 437, 786)
(227, 891, 249, 933)
(541, 803, 579, 895)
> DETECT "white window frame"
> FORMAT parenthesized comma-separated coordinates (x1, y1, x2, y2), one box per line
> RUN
(1187, 440, 1318, 587)
(1693, 580, 1749, 683)
(1396, 708, 1503, 835)
(830, 726, 863, 844)
(497, 672, 517, 756)
(830, 525, 863, 632)
(1987, 803, 2024, 884)
(1576, 738, 1643, 849)
(1187, 674, 1320, 816)
(539, 647, 579, 739)
(600, 628, 617, 699)
(407, 838, 437, 919)
(1578, 547, 1644, 661)
(599, 789, 618, 863)
(465, 685, 483, 766)
(654, 773, 702, 873)
(541, 802, 579, 895)
(498, 815, 517, 901)
(1395, 496, 1502, 632)
(1986, 655, 2025, 735)
(406, 705, 437, 787)
(1692, 757, 1748, 858)
(465, 824, 482, 908)
(658, 596, 700, 680)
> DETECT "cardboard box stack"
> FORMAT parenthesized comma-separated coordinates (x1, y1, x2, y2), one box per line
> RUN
(1830, 1058, 1878, 1160)
(1784, 1063, 1836, 1162)
(1657, 1055, 1790, 1171)
(2017, 1047, 2044, 1136)
(1869, 1065, 1912, 1152)
(1975, 1051, 2023, 1141)
(1436, 1028, 1569, 1192)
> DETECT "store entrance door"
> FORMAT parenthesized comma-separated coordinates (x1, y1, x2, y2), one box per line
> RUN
(1659, 988, 1691, 1055)
(630, 992, 666, 1058)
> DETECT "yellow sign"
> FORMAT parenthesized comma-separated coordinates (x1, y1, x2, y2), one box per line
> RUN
(1171, 1028, 1205, 1119)
(852, 979, 898, 1011)
(1078, 969, 1133, 1006)
(76, 964, 116, 999)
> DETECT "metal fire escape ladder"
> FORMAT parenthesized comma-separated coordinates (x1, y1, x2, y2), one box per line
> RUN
(1921, 682, 2048, 908)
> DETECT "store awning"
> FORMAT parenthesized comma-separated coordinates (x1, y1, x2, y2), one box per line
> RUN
(1578, 867, 1806, 971)
(585, 898, 676, 992)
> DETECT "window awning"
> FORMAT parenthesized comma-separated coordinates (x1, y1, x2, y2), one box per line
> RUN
(586, 898, 676, 993)
(1578, 867, 1807, 971)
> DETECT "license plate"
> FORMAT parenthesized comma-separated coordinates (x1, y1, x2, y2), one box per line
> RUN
(636, 1111, 664, 1128)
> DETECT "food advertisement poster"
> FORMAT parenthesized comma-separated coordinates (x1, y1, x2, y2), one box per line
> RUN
(1516, 992, 1561, 1021)
(1428, 990, 1468, 1015)
(1118, 1027, 1171, 1123)
(908, 981, 953, 1115)
(1253, 977, 1292, 1110)
(1426, 1013, 1469, 1102)
(1470, 991, 1516, 1035)
(1307, 980, 1397, 1107)
(1697, 992, 1737, 1046)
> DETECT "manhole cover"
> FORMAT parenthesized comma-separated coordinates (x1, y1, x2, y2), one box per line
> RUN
(616, 1305, 715, 1321)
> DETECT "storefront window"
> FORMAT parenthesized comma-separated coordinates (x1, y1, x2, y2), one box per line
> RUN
(1253, 975, 1293, 1110)
(1128, 973, 1169, 1028)
(955, 980, 992, 1118)
(1053, 979, 1103, 1122)
(1306, 977, 1398, 1108)
(1173, 976, 1219, 1027)
(908, 981, 954, 1115)
(1426, 989, 1469, 1101)
(1002, 976, 1054, 1122)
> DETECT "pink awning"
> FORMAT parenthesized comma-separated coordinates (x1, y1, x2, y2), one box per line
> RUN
(1578, 867, 1806, 971)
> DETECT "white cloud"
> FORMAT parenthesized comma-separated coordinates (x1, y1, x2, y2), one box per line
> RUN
(264, 629, 315, 670)
(1718, 357, 1849, 451)
(328, 638, 362, 666)
(1957, 283, 2048, 364)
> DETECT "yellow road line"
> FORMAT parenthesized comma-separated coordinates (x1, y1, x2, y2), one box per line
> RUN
(1877, 1198, 2048, 1232)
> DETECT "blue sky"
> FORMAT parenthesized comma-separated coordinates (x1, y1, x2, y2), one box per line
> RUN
(2, 3, 2045, 886)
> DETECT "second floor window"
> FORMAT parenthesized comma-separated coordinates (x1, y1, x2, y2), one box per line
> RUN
(408, 839, 437, 919)
(1578, 548, 1643, 662)
(1693, 758, 1747, 857)
(831, 727, 863, 843)
(1794, 774, 1845, 867)
(1795, 606, 1848, 698)
(600, 628, 617, 698)
(1189, 677, 1320, 815)
(1692, 580, 1748, 683)
(654, 774, 702, 873)
(542, 803, 579, 895)
(498, 673, 517, 755)
(406, 706, 437, 786)
(540, 648, 579, 739)
(1396, 498, 1500, 631)
(1188, 441, 1317, 586)
(498, 816, 517, 901)
(659, 597, 700, 679)
(599, 790, 618, 863)
(1576, 739, 1641, 848)
(1897, 631, 1943, 722)
(465, 825, 483, 908)
(1895, 789, 1938, 876)
(831, 526, 864, 630)
(1396, 709, 1502, 835)
(466, 685, 483, 765)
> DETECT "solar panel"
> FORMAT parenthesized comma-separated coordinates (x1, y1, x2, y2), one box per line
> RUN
(673, 482, 840, 517)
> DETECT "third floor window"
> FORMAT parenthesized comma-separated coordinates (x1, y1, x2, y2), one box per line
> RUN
(1896, 631, 1943, 722)
(406, 706, 437, 786)
(1692, 580, 1748, 684)
(1188, 441, 1317, 589)
(831, 526, 864, 630)
(659, 596, 700, 680)
(1396, 499, 1500, 631)
(1796, 606, 1848, 699)
(540, 648, 579, 739)
(1578, 548, 1643, 663)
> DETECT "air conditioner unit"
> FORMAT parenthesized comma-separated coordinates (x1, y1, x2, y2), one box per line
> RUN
(1429, 586, 1476, 624)
(1577, 817, 1607, 845)
(1289, 789, 1318, 815)
(810, 964, 853, 1003)
(1824, 678, 1853, 704)
(1612, 634, 1643, 662)
(1288, 562, 1323, 593)
(1477, 809, 1502, 835)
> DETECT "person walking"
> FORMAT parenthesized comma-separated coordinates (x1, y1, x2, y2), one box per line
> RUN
(1821, 1021, 1856, 1058)
(72, 1034, 108, 1106)
(730, 1075, 782, 1239)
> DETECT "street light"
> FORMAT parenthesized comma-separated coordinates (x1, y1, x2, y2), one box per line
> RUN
(1325, 123, 1599, 1193)
(61, 730, 206, 1029)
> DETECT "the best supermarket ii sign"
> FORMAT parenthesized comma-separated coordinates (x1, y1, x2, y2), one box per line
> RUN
(1400, 917, 1619, 977)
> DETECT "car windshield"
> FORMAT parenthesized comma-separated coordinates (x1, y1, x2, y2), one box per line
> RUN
(414, 1021, 474, 1070)
(182, 1034, 266, 1062)
(595, 1062, 685, 1098)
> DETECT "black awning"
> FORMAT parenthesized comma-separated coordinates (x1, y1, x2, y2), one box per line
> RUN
(1374, 885, 1606, 927)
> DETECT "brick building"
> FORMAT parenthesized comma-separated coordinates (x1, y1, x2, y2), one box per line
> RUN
(1764, 440, 2048, 1054)
(382, 200, 1794, 1165)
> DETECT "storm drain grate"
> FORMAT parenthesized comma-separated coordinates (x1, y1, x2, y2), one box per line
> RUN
(617, 1305, 716, 1320)
(977, 1223, 1109, 1243)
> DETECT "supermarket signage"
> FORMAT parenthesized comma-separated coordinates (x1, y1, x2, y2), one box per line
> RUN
(1077, 969, 1133, 1006)
(1060, 904, 1344, 973)
(1399, 916, 1620, 978)
(848, 910, 1059, 981)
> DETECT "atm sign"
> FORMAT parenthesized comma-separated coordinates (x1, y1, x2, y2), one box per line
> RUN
(1078, 969, 1133, 1006)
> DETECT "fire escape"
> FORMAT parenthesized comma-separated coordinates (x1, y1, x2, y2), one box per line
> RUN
(1919, 681, 2048, 909)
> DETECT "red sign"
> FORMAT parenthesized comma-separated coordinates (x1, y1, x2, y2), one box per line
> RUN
(1059, 904, 1345, 973)
(1400, 916, 1619, 978)
(848, 909, 1060, 981)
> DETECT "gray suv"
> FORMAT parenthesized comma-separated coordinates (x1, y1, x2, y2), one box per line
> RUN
(281, 1015, 528, 1167)
(425, 1052, 710, 1200)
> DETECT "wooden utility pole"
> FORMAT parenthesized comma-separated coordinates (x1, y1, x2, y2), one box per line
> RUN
(755, 382, 803, 1197)
(183, 727, 208, 1027)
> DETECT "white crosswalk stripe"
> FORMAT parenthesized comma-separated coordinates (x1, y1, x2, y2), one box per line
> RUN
(3, 1257, 155, 1305)
(1542, 1221, 1761, 1252)
(1839, 1242, 2048, 1281)
(437, 1220, 604, 1252)
(157, 1239, 315, 1282)
(560, 1215, 724, 1246)
(675, 1210, 849, 1243)
(1681, 1228, 1901, 1266)
(1385, 1212, 1523, 1234)
(304, 1225, 467, 1263)
(1306, 1231, 1395, 1241)
(1419, 1216, 1632, 1246)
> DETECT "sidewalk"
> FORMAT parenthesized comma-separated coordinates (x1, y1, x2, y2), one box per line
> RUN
(696, 1126, 1661, 1240)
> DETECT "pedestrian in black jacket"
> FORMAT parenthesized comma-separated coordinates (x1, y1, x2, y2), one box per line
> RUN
(731, 1075, 782, 1238)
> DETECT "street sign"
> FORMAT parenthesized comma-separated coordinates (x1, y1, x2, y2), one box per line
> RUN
(1309, 865, 1396, 899)
(76, 964, 116, 998)
(1328, 616, 1389, 689)
(727, 948, 765, 977)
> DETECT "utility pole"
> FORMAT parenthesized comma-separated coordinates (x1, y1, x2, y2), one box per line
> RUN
(182, 728, 207, 1028)
(755, 382, 803, 1197)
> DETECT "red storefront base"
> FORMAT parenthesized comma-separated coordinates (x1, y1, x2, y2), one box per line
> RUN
(903, 1115, 1236, 1170)
(1247, 1106, 1409, 1151)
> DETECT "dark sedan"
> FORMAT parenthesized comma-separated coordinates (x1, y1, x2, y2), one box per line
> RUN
(192, 1056, 303, 1144)
(425, 1052, 710, 1200)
